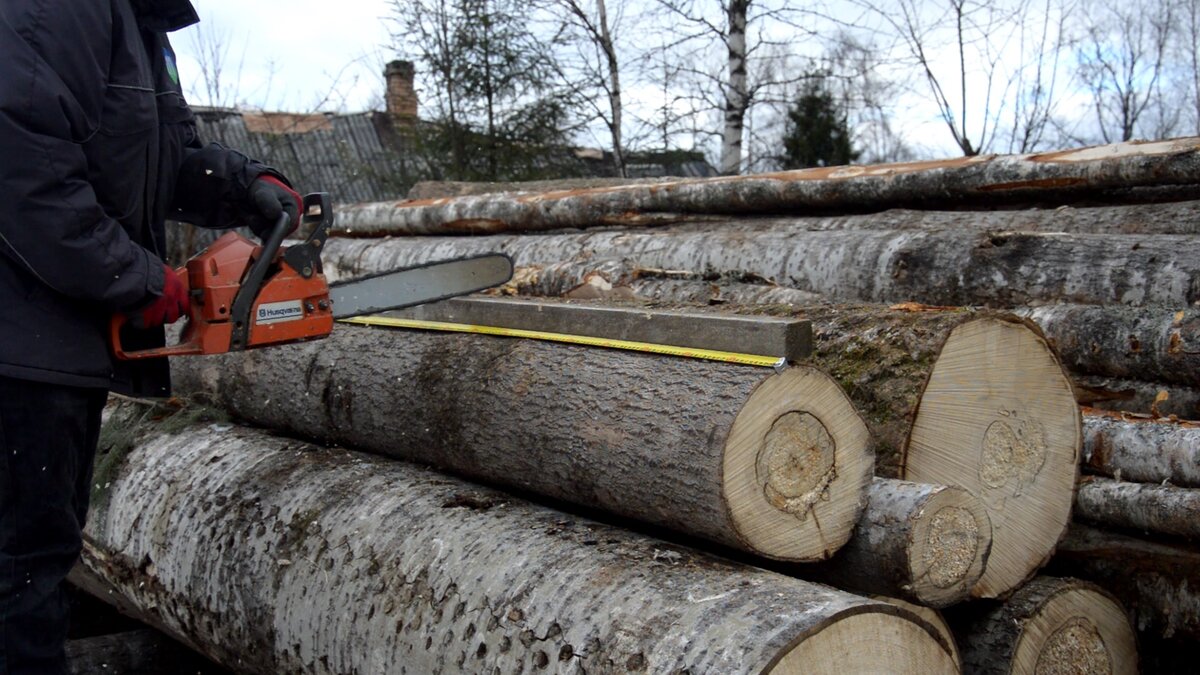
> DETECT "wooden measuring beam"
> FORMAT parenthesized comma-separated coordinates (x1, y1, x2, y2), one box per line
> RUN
(389, 296, 812, 361)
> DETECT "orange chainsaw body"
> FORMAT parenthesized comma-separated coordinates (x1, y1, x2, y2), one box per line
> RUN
(111, 194, 335, 360)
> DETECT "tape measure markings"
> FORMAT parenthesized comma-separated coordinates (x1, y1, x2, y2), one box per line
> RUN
(342, 315, 785, 368)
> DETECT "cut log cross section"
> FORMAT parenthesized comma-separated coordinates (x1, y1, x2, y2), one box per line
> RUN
(902, 317, 1081, 599)
(813, 479, 992, 608)
(955, 577, 1138, 675)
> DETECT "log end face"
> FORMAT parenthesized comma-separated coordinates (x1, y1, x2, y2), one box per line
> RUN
(723, 367, 873, 562)
(909, 486, 992, 608)
(1007, 581, 1139, 675)
(904, 316, 1081, 599)
(766, 610, 958, 675)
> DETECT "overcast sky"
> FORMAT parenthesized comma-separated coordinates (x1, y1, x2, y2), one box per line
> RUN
(169, 1, 1003, 160)
(173, 1, 396, 113)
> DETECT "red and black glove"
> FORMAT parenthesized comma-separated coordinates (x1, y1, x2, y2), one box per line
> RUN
(132, 264, 189, 329)
(247, 175, 302, 239)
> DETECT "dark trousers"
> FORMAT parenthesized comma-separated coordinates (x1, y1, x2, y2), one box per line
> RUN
(0, 377, 106, 675)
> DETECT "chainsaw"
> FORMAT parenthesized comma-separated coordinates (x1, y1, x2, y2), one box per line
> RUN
(110, 193, 513, 359)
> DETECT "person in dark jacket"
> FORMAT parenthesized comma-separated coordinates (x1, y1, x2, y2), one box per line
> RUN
(0, 1, 302, 671)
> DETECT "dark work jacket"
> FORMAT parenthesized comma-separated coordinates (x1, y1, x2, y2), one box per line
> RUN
(0, 0, 285, 395)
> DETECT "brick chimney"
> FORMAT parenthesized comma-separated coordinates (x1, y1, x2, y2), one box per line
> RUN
(384, 60, 417, 120)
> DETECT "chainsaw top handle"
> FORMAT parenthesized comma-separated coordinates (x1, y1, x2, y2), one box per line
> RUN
(228, 192, 331, 350)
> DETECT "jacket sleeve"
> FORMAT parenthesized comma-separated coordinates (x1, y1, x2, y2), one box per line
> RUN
(170, 141, 294, 230)
(0, 1, 163, 310)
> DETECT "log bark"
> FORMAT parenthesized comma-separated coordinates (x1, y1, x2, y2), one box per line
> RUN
(1072, 375, 1200, 419)
(1074, 476, 1200, 540)
(1018, 305, 1200, 387)
(1045, 524, 1200, 641)
(949, 576, 1137, 675)
(75, 401, 958, 674)
(334, 137, 1200, 236)
(172, 324, 875, 563)
(317, 225, 1200, 308)
(806, 479, 992, 608)
(1082, 410, 1200, 486)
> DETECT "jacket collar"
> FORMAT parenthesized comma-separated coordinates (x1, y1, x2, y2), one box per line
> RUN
(132, 0, 200, 32)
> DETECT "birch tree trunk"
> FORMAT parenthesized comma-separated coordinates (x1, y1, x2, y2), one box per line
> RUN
(950, 576, 1137, 675)
(74, 400, 958, 674)
(172, 325, 874, 563)
(334, 137, 1200, 235)
(720, 0, 749, 175)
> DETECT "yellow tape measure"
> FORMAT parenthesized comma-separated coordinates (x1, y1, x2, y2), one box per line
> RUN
(342, 315, 786, 369)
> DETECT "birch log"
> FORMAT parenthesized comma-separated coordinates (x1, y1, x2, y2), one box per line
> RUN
(1082, 410, 1200, 486)
(950, 576, 1137, 675)
(334, 137, 1200, 236)
(317, 226, 1200, 308)
(398, 185, 1200, 236)
(1046, 524, 1200, 641)
(1018, 306, 1200, 387)
(75, 401, 958, 675)
(1072, 375, 1200, 418)
(806, 479, 992, 608)
(1074, 476, 1200, 540)
(172, 325, 874, 563)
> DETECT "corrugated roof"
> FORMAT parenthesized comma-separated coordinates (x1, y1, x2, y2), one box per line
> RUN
(194, 109, 413, 204)
(192, 107, 717, 203)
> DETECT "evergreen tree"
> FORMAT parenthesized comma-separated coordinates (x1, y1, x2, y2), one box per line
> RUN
(780, 77, 859, 169)
(392, 0, 581, 181)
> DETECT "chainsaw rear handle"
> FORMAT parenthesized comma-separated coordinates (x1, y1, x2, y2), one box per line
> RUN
(109, 265, 201, 359)
(109, 213, 291, 360)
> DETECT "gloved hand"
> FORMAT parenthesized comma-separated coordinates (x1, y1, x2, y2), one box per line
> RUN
(247, 175, 302, 239)
(132, 264, 189, 329)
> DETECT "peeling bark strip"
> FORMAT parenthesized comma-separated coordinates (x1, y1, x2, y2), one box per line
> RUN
(950, 576, 1137, 675)
(1082, 411, 1200, 486)
(1074, 476, 1200, 540)
(806, 479, 992, 608)
(75, 403, 958, 675)
(334, 137, 1200, 236)
(1073, 375, 1200, 419)
(172, 325, 874, 563)
(317, 225, 1200, 307)
(1046, 524, 1200, 640)
(1018, 306, 1200, 387)
(396, 189, 1200, 236)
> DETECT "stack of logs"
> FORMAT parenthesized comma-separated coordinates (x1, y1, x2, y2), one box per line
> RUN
(77, 137, 1200, 673)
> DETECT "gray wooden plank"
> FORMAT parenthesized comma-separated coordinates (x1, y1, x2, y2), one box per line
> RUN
(389, 296, 812, 361)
